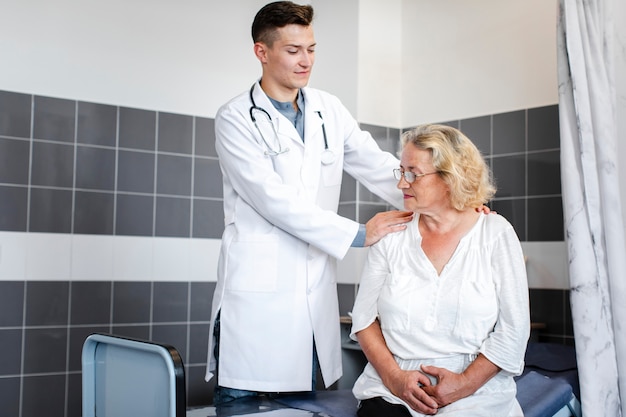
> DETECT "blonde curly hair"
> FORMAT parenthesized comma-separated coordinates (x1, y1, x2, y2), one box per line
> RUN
(400, 124, 496, 210)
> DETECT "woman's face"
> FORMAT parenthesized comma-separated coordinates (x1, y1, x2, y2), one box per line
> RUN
(397, 143, 450, 213)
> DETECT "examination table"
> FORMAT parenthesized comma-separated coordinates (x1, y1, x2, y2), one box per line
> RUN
(82, 334, 582, 417)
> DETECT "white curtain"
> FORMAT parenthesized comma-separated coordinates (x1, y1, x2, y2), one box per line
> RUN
(557, 0, 626, 416)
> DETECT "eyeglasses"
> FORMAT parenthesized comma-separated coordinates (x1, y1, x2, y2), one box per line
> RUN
(393, 169, 439, 183)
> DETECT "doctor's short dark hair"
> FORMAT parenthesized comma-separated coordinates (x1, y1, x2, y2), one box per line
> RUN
(252, 1, 314, 46)
(400, 124, 496, 211)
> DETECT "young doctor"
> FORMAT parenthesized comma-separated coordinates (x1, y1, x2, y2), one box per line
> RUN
(205, 0, 413, 404)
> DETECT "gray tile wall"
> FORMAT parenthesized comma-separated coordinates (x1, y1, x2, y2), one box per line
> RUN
(0, 91, 222, 238)
(0, 91, 563, 241)
(437, 106, 563, 242)
(0, 90, 571, 417)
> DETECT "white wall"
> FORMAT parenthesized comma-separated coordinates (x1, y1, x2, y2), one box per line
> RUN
(0, 0, 358, 118)
(357, 0, 403, 127)
(1, 0, 237, 116)
(355, 0, 559, 127)
(398, 0, 558, 126)
(310, 0, 360, 114)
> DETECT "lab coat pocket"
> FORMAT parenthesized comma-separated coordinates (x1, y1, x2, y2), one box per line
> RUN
(320, 158, 342, 187)
(225, 234, 279, 292)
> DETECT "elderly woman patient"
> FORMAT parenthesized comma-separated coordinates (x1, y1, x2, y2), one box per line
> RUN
(350, 124, 530, 417)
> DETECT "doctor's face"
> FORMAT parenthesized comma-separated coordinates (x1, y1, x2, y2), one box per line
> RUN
(255, 24, 316, 95)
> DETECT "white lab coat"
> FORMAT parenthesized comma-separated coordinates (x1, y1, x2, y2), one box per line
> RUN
(205, 81, 403, 392)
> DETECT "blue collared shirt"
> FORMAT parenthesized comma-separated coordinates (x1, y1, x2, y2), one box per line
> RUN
(268, 90, 305, 141)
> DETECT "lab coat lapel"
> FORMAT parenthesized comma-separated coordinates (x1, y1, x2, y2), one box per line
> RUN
(301, 90, 325, 196)
(303, 88, 324, 145)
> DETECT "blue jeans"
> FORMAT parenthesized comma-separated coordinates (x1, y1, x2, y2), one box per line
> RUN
(212, 312, 318, 405)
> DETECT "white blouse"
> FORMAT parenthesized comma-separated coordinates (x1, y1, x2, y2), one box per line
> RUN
(350, 213, 530, 416)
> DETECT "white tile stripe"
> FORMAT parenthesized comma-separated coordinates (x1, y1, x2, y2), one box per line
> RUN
(0, 231, 569, 289)
(0, 232, 219, 282)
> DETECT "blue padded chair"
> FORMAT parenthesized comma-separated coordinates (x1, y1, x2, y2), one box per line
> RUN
(82, 333, 186, 417)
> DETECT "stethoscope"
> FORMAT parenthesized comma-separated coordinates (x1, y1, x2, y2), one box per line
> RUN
(249, 84, 335, 165)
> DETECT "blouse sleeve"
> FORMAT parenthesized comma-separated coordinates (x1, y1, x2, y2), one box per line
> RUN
(349, 240, 390, 341)
(479, 224, 531, 375)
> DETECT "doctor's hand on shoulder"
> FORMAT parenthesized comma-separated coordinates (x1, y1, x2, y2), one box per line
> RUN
(364, 205, 492, 247)
(364, 210, 414, 247)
